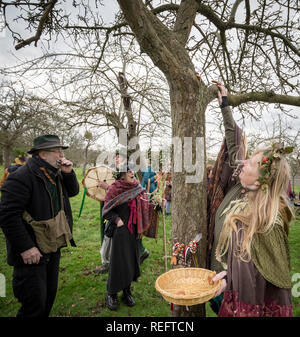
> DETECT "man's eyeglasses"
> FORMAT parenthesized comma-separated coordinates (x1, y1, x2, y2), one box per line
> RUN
(44, 149, 64, 155)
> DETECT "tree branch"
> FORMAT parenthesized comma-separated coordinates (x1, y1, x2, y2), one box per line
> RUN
(231, 22, 300, 57)
(229, 91, 300, 107)
(229, 0, 245, 22)
(195, 0, 300, 57)
(116, 0, 193, 79)
(207, 84, 300, 107)
(117, 71, 137, 139)
(64, 4, 180, 32)
(173, 0, 198, 45)
(15, 0, 58, 50)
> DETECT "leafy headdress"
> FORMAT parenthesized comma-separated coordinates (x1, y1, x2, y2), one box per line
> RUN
(257, 143, 293, 192)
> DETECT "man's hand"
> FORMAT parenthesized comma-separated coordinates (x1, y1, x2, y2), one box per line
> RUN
(21, 247, 43, 264)
(58, 158, 73, 173)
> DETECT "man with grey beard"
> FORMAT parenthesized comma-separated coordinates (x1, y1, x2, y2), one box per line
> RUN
(0, 135, 79, 317)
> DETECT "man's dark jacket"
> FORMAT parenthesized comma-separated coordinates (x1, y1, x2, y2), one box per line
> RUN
(0, 156, 79, 266)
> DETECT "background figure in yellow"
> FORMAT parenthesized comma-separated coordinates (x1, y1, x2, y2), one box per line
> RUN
(0, 155, 30, 187)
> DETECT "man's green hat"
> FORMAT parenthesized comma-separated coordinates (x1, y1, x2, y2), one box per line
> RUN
(27, 134, 68, 154)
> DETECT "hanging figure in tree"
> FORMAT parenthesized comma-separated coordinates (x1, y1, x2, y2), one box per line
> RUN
(207, 83, 294, 317)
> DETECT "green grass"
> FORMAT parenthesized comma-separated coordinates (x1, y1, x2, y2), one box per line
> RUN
(0, 167, 172, 317)
(288, 214, 300, 317)
(0, 165, 300, 317)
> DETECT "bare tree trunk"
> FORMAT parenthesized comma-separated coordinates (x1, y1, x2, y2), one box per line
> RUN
(117, 71, 143, 180)
(117, 72, 138, 142)
(115, 0, 211, 316)
(82, 144, 89, 177)
(169, 78, 208, 317)
(3, 144, 12, 169)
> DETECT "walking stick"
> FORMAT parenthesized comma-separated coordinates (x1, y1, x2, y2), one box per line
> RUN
(100, 201, 104, 244)
(78, 187, 87, 218)
(162, 205, 168, 272)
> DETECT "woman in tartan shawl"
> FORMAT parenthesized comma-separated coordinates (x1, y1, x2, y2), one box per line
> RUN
(102, 164, 150, 311)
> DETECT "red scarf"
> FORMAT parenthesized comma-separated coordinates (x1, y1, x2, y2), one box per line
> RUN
(104, 179, 150, 235)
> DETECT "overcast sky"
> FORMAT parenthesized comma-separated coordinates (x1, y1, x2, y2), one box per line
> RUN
(0, 1, 298, 155)
(0, 0, 119, 66)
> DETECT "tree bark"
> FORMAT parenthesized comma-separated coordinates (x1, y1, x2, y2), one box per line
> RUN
(229, 91, 300, 107)
(117, 0, 211, 316)
(82, 144, 89, 177)
(117, 71, 143, 181)
(3, 144, 12, 169)
(169, 77, 208, 317)
(117, 72, 137, 142)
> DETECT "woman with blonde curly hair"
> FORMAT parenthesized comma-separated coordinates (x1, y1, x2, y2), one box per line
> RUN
(210, 84, 294, 317)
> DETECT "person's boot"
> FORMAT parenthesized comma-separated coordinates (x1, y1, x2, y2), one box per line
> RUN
(140, 249, 150, 265)
(106, 293, 118, 310)
(121, 287, 136, 307)
(93, 263, 109, 275)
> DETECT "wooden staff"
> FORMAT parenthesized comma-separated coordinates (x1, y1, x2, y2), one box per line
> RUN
(162, 202, 168, 272)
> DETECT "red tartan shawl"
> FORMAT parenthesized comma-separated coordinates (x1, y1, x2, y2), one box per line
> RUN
(102, 179, 150, 234)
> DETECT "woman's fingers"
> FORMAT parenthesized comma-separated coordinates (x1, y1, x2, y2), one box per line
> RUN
(212, 271, 227, 297)
(212, 270, 227, 282)
(214, 279, 227, 297)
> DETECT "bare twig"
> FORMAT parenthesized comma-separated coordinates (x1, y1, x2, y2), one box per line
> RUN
(15, 0, 58, 50)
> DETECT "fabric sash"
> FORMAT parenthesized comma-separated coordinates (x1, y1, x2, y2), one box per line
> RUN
(102, 179, 150, 234)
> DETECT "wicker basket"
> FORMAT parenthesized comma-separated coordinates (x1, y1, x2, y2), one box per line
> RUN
(155, 268, 221, 306)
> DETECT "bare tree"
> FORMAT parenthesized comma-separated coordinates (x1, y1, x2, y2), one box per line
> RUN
(1, 0, 300, 317)
(81, 130, 97, 176)
(61, 130, 97, 169)
(3, 32, 172, 155)
(0, 81, 60, 167)
(245, 113, 299, 151)
(289, 149, 300, 195)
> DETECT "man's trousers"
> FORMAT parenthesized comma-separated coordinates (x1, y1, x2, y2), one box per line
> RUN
(12, 250, 61, 317)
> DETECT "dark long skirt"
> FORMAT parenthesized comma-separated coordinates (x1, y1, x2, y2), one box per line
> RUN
(107, 225, 140, 294)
